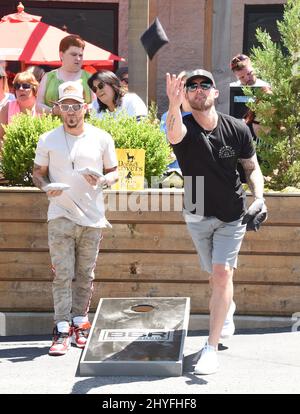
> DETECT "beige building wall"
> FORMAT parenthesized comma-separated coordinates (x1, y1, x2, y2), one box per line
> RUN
(154, 0, 206, 113)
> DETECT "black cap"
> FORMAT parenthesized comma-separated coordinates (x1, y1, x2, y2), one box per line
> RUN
(140, 17, 169, 60)
(185, 69, 216, 87)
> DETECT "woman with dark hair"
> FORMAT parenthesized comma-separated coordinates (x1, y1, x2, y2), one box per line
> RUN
(87, 70, 147, 120)
(36, 34, 93, 115)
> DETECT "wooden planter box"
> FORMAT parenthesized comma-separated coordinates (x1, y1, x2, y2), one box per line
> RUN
(0, 187, 300, 316)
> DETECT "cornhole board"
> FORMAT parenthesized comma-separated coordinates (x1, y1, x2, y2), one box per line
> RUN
(79, 297, 190, 376)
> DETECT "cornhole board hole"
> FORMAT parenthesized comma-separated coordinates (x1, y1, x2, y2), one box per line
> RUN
(79, 297, 190, 376)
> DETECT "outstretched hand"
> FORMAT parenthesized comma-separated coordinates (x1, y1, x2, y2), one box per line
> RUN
(166, 73, 185, 108)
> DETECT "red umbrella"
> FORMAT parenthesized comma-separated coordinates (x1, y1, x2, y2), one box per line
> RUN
(0, 3, 125, 67)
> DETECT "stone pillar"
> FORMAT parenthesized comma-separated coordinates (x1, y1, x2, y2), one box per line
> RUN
(128, 0, 149, 105)
(211, 0, 232, 114)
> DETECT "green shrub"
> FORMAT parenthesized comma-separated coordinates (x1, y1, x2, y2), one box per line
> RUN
(88, 112, 171, 185)
(0, 110, 171, 187)
(0, 114, 61, 186)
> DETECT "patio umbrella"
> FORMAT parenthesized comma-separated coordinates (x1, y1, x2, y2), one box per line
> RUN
(0, 2, 124, 67)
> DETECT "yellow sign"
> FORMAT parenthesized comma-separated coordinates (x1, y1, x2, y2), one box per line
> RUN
(112, 148, 145, 190)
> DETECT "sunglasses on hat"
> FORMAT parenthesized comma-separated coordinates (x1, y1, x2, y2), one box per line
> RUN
(231, 54, 248, 70)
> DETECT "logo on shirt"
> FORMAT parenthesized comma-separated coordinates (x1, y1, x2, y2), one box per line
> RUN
(219, 146, 236, 159)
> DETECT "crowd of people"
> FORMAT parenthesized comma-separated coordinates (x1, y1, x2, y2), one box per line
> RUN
(0, 34, 270, 376)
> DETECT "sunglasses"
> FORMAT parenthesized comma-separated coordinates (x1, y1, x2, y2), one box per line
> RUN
(58, 103, 84, 112)
(121, 77, 129, 84)
(231, 54, 248, 70)
(14, 83, 33, 90)
(186, 82, 214, 92)
(91, 82, 105, 93)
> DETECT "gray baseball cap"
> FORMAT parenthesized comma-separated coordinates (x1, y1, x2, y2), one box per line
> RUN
(185, 69, 216, 87)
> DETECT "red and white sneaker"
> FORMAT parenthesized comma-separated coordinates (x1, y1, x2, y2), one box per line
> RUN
(49, 326, 71, 356)
(72, 321, 91, 348)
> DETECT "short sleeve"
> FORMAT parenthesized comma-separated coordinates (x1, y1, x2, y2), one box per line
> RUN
(122, 93, 148, 117)
(34, 136, 49, 166)
(103, 133, 118, 170)
(239, 126, 256, 159)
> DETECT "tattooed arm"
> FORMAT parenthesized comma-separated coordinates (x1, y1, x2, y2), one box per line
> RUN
(239, 154, 264, 199)
(165, 73, 187, 144)
(32, 163, 62, 197)
(32, 163, 50, 190)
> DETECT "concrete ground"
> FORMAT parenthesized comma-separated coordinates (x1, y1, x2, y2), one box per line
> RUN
(0, 327, 299, 395)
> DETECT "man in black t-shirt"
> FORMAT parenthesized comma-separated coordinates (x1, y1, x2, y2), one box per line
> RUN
(166, 69, 267, 375)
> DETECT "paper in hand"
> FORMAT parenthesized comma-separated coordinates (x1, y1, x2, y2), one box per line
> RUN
(77, 167, 104, 178)
(43, 183, 70, 192)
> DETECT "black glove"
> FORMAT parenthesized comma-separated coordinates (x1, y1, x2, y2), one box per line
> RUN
(242, 198, 268, 231)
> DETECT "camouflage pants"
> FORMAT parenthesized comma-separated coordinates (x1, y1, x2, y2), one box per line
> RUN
(48, 217, 102, 323)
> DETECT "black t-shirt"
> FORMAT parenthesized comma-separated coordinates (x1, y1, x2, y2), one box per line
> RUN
(172, 112, 255, 222)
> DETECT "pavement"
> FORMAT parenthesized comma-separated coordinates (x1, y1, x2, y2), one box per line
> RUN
(0, 327, 299, 395)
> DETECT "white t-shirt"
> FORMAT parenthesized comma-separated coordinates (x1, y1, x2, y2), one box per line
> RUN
(230, 78, 270, 87)
(34, 123, 117, 228)
(0, 92, 15, 110)
(92, 92, 148, 120)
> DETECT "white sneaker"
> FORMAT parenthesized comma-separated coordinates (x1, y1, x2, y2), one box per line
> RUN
(194, 343, 219, 375)
(221, 301, 236, 338)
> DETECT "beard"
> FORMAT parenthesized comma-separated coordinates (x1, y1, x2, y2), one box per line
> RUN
(189, 95, 215, 111)
(65, 116, 80, 129)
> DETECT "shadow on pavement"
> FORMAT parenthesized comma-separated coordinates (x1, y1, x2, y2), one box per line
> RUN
(187, 326, 293, 337)
(70, 348, 209, 394)
(0, 335, 50, 363)
(0, 346, 49, 362)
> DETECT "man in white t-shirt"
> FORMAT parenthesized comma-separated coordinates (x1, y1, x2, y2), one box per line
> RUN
(33, 81, 118, 356)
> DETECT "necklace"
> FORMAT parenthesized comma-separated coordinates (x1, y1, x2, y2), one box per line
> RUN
(64, 130, 77, 170)
(201, 126, 217, 143)
(202, 128, 215, 140)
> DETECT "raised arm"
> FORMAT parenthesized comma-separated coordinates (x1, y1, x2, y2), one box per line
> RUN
(165, 73, 187, 145)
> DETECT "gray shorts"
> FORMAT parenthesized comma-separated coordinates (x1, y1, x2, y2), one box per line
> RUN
(184, 212, 247, 274)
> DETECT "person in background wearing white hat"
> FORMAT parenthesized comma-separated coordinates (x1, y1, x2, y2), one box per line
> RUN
(166, 69, 266, 375)
(33, 81, 118, 356)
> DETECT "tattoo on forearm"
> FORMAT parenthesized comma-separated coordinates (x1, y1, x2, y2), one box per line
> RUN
(32, 176, 45, 189)
(167, 115, 176, 131)
(239, 157, 264, 198)
(32, 165, 50, 190)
